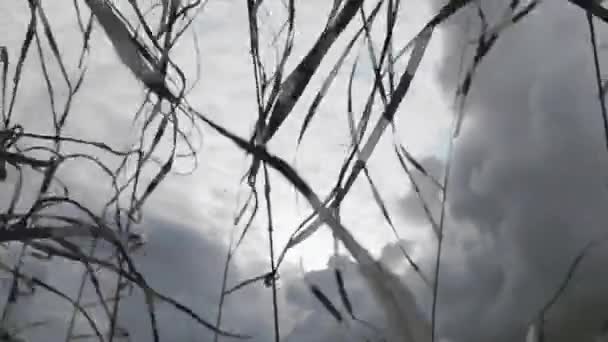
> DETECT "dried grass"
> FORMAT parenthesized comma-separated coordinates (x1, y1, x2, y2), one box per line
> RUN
(3, 0, 608, 341)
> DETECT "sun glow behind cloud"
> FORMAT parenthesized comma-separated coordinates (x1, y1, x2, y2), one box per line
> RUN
(164, 0, 453, 271)
(0, 1, 450, 339)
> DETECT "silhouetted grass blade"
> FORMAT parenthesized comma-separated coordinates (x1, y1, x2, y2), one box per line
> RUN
(310, 284, 343, 322)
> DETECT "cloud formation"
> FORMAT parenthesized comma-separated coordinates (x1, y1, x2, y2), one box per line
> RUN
(400, 1, 608, 341)
(286, 2, 608, 341)
(8, 1, 608, 342)
(0, 218, 281, 342)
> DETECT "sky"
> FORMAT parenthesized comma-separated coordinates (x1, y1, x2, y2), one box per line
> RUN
(3, 0, 608, 341)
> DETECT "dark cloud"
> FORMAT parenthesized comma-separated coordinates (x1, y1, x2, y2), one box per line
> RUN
(290, 2, 608, 341)
(409, 1, 608, 341)
(113, 219, 273, 342)
(0, 218, 283, 342)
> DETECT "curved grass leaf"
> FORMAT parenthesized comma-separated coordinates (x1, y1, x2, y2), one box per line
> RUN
(282, 25, 434, 254)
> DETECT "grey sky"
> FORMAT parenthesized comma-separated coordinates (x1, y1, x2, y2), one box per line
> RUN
(395, 1, 608, 341)
(3, 0, 608, 341)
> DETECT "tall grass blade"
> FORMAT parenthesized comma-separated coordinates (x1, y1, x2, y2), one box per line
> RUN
(585, 12, 608, 154)
(310, 284, 343, 322)
(296, 1, 383, 145)
(569, 0, 608, 22)
(526, 321, 540, 342)
(191, 109, 431, 342)
(6, 0, 37, 125)
(399, 145, 442, 189)
(0, 46, 7, 121)
(393, 144, 440, 237)
(284, 25, 434, 251)
(261, 0, 365, 142)
(84, 0, 176, 102)
(334, 269, 354, 318)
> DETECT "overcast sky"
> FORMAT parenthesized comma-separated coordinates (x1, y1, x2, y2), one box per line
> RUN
(3, 0, 608, 341)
